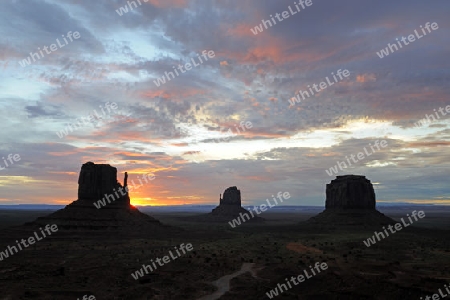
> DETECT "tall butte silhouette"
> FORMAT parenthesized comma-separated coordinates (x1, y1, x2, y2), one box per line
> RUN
(308, 175, 394, 226)
(32, 162, 172, 234)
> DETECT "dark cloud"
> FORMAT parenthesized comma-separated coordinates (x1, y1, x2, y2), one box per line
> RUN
(25, 102, 64, 118)
(0, 0, 449, 205)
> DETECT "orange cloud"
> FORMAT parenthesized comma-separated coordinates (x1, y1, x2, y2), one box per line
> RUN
(141, 90, 172, 99)
(48, 171, 78, 176)
(220, 38, 327, 65)
(113, 151, 149, 157)
(141, 87, 205, 100)
(356, 73, 376, 83)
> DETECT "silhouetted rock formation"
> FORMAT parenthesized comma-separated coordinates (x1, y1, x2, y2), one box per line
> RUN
(209, 187, 264, 223)
(220, 186, 241, 206)
(326, 175, 375, 209)
(78, 162, 117, 199)
(308, 175, 394, 226)
(32, 162, 165, 233)
(212, 186, 246, 216)
(76, 162, 130, 208)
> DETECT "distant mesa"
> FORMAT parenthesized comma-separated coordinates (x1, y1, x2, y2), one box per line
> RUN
(78, 162, 120, 199)
(211, 186, 248, 216)
(219, 186, 241, 206)
(32, 162, 167, 233)
(325, 175, 375, 210)
(309, 175, 394, 226)
(210, 186, 264, 222)
(210, 186, 244, 214)
(78, 162, 130, 208)
(184, 186, 264, 223)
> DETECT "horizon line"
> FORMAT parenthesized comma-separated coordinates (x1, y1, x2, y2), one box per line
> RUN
(0, 202, 448, 207)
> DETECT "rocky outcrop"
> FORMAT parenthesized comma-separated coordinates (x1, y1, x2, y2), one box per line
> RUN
(212, 186, 244, 216)
(210, 204, 251, 217)
(326, 175, 375, 209)
(308, 175, 394, 226)
(32, 162, 165, 233)
(206, 187, 263, 222)
(78, 162, 118, 199)
(76, 162, 129, 208)
(220, 186, 241, 206)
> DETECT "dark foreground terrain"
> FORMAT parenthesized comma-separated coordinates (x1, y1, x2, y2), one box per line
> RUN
(0, 205, 449, 299)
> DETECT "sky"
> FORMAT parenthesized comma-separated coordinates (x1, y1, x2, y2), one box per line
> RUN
(0, 0, 449, 206)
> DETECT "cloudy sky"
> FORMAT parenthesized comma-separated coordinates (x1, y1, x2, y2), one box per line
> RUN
(0, 0, 449, 206)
